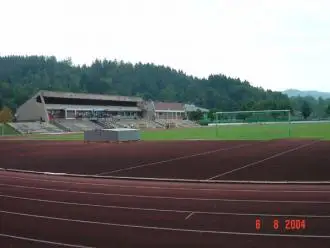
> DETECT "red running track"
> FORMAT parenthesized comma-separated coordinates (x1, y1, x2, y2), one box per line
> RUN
(1, 139, 330, 181)
(1, 170, 330, 248)
(1, 139, 330, 247)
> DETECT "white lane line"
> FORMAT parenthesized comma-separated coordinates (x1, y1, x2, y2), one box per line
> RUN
(208, 141, 319, 180)
(1, 210, 330, 239)
(2, 194, 330, 218)
(2, 183, 330, 204)
(1, 174, 330, 193)
(97, 143, 252, 175)
(0, 233, 94, 248)
(2, 168, 330, 185)
(185, 212, 195, 220)
(1, 194, 186, 214)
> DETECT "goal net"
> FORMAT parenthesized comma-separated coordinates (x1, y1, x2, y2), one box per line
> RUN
(214, 110, 292, 140)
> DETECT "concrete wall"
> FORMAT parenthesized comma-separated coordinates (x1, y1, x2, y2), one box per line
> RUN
(16, 97, 47, 121)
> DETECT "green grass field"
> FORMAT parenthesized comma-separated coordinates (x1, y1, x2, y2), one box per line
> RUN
(13, 122, 330, 141)
(0, 123, 19, 136)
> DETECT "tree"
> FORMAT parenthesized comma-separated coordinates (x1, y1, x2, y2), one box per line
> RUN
(301, 101, 312, 119)
(207, 110, 215, 121)
(236, 112, 251, 121)
(0, 55, 293, 114)
(0, 106, 13, 123)
(188, 110, 204, 121)
(326, 104, 330, 116)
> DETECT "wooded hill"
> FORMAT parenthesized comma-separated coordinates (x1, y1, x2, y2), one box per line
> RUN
(0, 56, 293, 113)
(283, 89, 330, 99)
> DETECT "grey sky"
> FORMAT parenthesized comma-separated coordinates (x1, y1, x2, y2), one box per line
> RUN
(1, 0, 329, 91)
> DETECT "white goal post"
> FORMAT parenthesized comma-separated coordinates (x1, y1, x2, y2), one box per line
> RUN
(214, 109, 292, 138)
(215, 109, 291, 120)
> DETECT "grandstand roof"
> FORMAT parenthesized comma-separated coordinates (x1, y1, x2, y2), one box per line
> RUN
(37, 90, 143, 102)
(45, 104, 141, 112)
(184, 104, 209, 112)
(154, 102, 185, 111)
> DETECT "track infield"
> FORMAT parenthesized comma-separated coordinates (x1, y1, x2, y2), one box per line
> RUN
(1, 139, 329, 182)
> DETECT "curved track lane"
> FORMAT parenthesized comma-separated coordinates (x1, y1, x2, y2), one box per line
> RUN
(1, 171, 330, 248)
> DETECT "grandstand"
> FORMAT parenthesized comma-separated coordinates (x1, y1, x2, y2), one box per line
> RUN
(54, 119, 103, 132)
(13, 90, 144, 132)
(93, 118, 119, 129)
(10, 90, 205, 133)
(152, 102, 203, 127)
(173, 119, 200, 128)
(8, 122, 63, 134)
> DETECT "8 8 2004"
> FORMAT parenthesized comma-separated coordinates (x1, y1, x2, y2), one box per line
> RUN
(256, 218, 307, 232)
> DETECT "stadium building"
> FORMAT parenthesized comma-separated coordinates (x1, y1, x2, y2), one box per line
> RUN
(10, 90, 203, 134)
(153, 102, 186, 120)
(16, 90, 143, 122)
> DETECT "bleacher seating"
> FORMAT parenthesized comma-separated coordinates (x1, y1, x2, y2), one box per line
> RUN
(153, 119, 200, 128)
(150, 120, 164, 128)
(8, 122, 64, 134)
(95, 118, 119, 129)
(181, 119, 200, 127)
(8, 118, 199, 134)
(144, 120, 163, 128)
(133, 119, 161, 129)
(116, 119, 139, 128)
(155, 119, 169, 127)
(100, 117, 162, 129)
(55, 119, 103, 132)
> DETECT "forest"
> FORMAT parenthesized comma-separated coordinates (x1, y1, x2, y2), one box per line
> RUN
(0, 56, 329, 120)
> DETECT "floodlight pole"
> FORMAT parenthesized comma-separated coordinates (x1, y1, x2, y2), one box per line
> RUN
(215, 113, 218, 138)
(288, 110, 291, 138)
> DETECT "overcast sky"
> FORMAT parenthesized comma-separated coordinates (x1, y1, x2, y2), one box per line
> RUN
(1, 0, 330, 92)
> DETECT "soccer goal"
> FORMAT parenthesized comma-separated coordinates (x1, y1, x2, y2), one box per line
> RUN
(213, 109, 292, 140)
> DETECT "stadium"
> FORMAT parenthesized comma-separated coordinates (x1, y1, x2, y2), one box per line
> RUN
(1, 90, 330, 247)
(7, 90, 202, 134)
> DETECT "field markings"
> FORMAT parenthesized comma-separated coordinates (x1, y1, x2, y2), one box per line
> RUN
(14, 143, 106, 157)
(2, 168, 330, 184)
(208, 140, 320, 180)
(0, 233, 93, 248)
(3, 194, 330, 218)
(185, 212, 195, 220)
(2, 210, 330, 239)
(97, 143, 253, 175)
(2, 183, 330, 204)
(1, 174, 330, 193)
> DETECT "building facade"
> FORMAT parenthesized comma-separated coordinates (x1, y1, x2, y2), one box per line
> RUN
(153, 102, 186, 120)
(16, 90, 143, 122)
